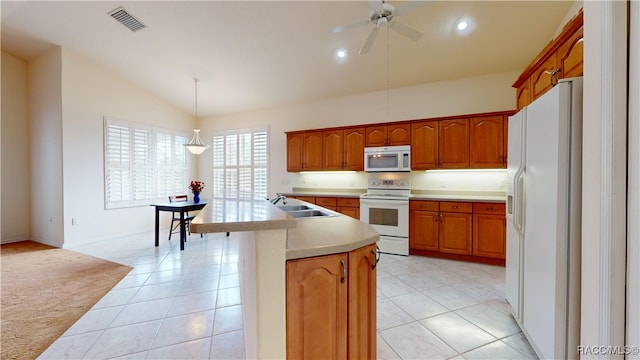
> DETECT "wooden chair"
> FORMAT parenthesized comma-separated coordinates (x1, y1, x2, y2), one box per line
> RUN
(168, 195, 202, 240)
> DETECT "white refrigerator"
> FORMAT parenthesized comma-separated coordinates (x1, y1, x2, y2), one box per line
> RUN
(505, 77, 582, 359)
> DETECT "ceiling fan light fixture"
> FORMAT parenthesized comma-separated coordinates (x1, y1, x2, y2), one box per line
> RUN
(185, 78, 210, 155)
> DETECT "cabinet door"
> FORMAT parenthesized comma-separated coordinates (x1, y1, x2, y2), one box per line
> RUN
(323, 130, 344, 170)
(343, 127, 365, 170)
(364, 126, 387, 147)
(470, 116, 504, 168)
(557, 26, 583, 79)
(286, 254, 348, 360)
(303, 131, 324, 170)
(337, 207, 359, 219)
(439, 118, 469, 168)
(410, 210, 439, 251)
(531, 53, 559, 102)
(439, 212, 472, 255)
(348, 244, 377, 359)
(287, 133, 304, 172)
(411, 121, 438, 170)
(516, 78, 531, 111)
(387, 124, 411, 146)
(473, 214, 506, 259)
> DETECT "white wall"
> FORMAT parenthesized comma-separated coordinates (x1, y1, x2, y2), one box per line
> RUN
(1, 51, 31, 243)
(197, 71, 518, 197)
(28, 47, 64, 247)
(59, 48, 196, 246)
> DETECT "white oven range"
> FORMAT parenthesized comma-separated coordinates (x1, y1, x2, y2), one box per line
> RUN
(360, 175, 410, 256)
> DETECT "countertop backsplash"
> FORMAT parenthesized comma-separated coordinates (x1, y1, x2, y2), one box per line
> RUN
(411, 169, 507, 192)
(284, 169, 506, 195)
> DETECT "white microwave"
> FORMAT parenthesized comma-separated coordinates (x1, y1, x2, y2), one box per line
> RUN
(364, 145, 411, 172)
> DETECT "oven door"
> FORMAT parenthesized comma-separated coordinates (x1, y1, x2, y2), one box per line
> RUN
(360, 198, 409, 238)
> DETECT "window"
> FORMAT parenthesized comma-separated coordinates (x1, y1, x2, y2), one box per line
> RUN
(104, 118, 189, 209)
(212, 128, 268, 200)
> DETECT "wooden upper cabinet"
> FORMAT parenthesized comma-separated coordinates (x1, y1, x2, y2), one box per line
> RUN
(558, 26, 584, 79)
(343, 127, 365, 170)
(286, 133, 304, 172)
(470, 116, 505, 168)
(365, 124, 410, 147)
(323, 130, 344, 170)
(439, 118, 469, 168)
(303, 131, 323, 171)
(513, 8, 583, 109)
(531, 53, 559, 102)
(411, 121, 438, 170)
(516, 78, 531, 111)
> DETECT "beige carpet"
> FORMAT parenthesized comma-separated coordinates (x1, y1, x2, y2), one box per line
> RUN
(1, 241, 132, 360)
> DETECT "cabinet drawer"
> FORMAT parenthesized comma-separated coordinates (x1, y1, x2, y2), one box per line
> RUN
(337, 197, 359, 207)
(473, 203, 506, 215)
(440, 201, 472, 213)
(410, 200, 439, 211)
(315, 197, 337, 207)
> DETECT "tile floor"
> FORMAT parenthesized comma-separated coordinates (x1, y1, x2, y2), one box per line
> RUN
(39, 232, 538, 360)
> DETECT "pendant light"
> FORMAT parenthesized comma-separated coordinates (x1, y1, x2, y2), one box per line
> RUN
(185, 78, 209, 155)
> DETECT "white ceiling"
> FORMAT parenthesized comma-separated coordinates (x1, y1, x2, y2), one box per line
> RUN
(1, 1, 574, 117)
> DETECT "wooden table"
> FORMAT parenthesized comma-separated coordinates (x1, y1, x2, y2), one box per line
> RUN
(150, 200, 207, 250)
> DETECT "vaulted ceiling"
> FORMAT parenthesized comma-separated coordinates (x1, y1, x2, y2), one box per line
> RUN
(1, 1, 575, 117)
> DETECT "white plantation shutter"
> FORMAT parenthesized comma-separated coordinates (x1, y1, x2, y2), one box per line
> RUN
(212, 127, 269, 200)
(105, 120, 131, 207)
(104, 117, 190, 209)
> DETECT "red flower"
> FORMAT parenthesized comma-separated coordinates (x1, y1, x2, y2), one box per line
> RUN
(188, 180, 205, 193)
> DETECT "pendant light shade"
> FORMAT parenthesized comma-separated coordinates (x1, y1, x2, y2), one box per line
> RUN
(186, 129, 208, 155)
(185, 78, 209, 155)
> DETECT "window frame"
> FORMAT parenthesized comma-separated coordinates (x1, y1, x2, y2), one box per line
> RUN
(103, 117, 190, 209)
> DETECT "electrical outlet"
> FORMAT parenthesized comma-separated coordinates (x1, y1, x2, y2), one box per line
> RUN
(72, 218, 79, 226)
(440, 181, 447, 188)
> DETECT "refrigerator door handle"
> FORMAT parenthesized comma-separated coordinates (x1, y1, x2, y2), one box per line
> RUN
(514, 170, 525, 235)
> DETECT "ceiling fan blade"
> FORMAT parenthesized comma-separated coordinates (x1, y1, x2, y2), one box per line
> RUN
(329, 19, 370, 34)
(359, 26, 380, 55)
(368, 0, 384, 14)
(390, 21, 423, 41)
(394, 0, 428, 16)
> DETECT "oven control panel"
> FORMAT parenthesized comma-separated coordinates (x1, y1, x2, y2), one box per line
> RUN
(367, 178, 410, 189)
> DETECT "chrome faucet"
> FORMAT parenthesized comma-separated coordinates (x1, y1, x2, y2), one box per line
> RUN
(270, 193, 287, 205)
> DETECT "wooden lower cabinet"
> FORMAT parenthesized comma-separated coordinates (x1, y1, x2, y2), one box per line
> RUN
(410, 200, 505, 265)
(439, 212, 472, 255)
(286, 243, 377, 360)
(337, 197, 360, 219)
(472, 203, 507, 259)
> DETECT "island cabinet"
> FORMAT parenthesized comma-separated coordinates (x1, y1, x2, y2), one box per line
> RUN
(286, 243, 377, 359)
(410, 200, 505, 265)
(323, 128, 365, 171)
(287, 131, 323, 171)
(365, 123, 410, 147)
(470, 115, 506, 168)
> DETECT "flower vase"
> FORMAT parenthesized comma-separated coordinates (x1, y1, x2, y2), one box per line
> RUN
(193, 192, 200, 203)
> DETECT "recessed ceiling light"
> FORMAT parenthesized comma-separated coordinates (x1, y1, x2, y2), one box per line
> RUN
(334, 48, 348, 63)
(454, 17, 475, 35)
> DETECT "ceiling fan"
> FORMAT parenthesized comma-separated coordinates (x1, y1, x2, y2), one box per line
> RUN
(330, 0, 426, 55)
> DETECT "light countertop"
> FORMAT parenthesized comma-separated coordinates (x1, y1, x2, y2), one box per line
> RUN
(410, 190, 506, 202)
(190, 198, 379, 260)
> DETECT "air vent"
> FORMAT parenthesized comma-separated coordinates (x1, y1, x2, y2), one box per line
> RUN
(108, 6, 147, 32)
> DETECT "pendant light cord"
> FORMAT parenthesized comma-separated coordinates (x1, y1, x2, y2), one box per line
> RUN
(194, 78, 199, 121)
(386, 26, 390, 120)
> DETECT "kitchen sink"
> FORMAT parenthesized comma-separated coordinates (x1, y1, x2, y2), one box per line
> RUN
(285, 209, 336, 218)
(276, 205, 311, 211)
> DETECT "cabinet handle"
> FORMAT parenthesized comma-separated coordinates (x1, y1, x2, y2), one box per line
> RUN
(486, 207, 496, 211)
(371, 246, 380, 270)
(340, 259, 346, 283)
(452, 206, 460, 209)
(439, 213, 443, 222)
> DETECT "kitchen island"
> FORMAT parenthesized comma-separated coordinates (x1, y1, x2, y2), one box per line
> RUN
(190, 198, 379, 359)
